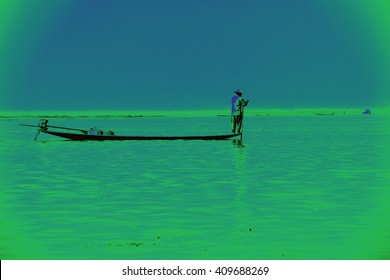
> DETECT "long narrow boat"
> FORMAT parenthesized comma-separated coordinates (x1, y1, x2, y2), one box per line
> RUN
(20, 119, 241, 141)
(42, 130, 241, 141)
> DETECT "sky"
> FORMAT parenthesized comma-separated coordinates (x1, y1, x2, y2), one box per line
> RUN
(1, 0, 390, 111)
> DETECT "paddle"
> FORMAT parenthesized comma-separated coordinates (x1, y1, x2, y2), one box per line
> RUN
(239, 99, 248, 140)
(34, 130, 40, 141)
(240, 105, 244, 140)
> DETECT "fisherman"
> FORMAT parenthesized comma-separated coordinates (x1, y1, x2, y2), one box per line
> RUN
(38, 119, 48, 131)
(231, 89, 249, 134)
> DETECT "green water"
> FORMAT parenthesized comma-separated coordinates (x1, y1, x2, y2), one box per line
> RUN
(1, 114, 389, 259)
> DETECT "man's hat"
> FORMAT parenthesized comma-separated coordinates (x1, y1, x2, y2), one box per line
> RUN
(233, 89, 242, 94)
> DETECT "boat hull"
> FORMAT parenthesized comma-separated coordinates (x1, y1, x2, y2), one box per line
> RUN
(42, 130, 241, 141)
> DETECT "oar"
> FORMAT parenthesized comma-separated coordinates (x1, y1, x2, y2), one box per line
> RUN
(240, 105, 244, 141)
(34, 130, 41, 141)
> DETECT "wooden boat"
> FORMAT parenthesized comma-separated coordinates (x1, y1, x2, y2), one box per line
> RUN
(315, 112, 335, 116)
(42, 130, 241, 141)
(20, 119, 241, 141)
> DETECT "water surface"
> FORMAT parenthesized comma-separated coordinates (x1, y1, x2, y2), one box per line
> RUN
(1, 114, 389, 259)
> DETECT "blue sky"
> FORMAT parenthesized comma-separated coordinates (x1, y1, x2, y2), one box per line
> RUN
(2, 0, 388, 111)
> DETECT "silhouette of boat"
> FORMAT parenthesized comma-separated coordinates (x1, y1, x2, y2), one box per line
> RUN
(41, 130, 241, 141)
(20, 119, 241, 141)
(315, 113, 335, 116)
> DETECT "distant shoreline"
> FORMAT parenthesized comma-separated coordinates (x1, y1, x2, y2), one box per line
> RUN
(0, 107, 387, 119)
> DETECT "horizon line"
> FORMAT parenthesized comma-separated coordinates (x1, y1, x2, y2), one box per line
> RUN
(0, 107, 387, 118)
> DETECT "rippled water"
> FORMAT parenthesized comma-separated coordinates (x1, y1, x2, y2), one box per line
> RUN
(1, 114, 389, 259)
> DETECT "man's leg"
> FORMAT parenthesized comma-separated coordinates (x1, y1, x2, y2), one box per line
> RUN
(231, 115, 236, 133)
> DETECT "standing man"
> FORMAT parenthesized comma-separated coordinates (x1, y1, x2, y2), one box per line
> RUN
(231, 89, 249, 134)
